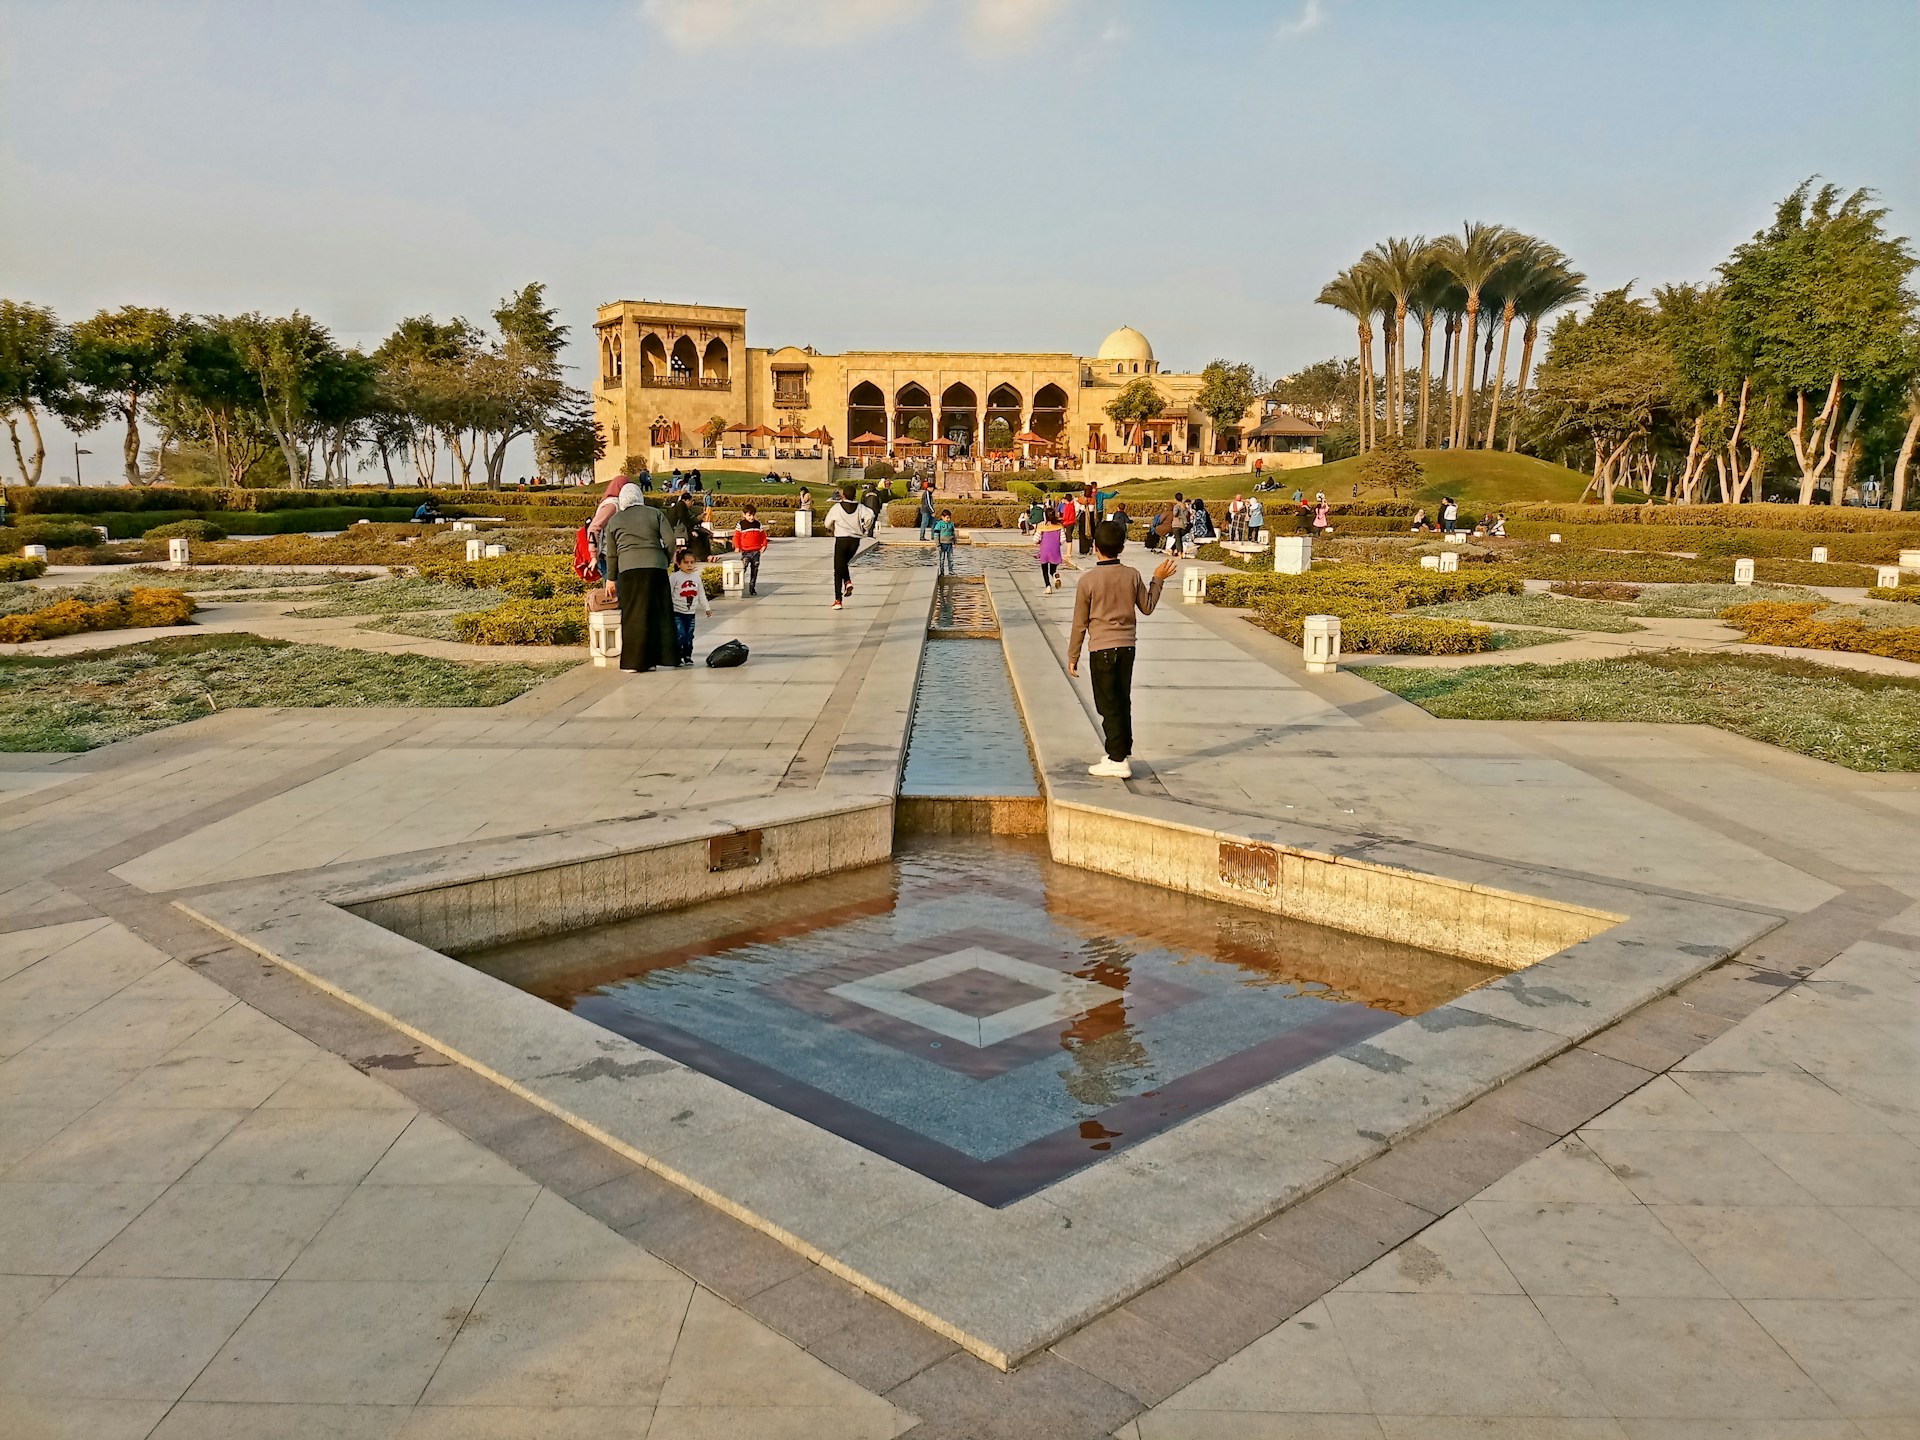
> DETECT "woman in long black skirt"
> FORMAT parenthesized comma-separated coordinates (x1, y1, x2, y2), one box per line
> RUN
(602, 486, 677, 671)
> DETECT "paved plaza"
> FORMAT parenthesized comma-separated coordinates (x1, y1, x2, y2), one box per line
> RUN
(1, 537, 1915, 1436)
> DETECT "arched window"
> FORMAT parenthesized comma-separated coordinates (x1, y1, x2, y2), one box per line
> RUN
(639, 334, 668, 381)
(670, 336, 699, 378)
(701, 338, 730, 385)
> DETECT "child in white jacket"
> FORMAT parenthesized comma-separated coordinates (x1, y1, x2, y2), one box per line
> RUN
(669, 550, 713, 666)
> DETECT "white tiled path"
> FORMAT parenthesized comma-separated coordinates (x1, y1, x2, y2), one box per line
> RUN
(0, 920, 910, 1439)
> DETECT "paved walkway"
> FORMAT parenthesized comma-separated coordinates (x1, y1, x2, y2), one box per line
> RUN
(1129, 931, 1920, 1438)
(2, 538, 1916, 1436)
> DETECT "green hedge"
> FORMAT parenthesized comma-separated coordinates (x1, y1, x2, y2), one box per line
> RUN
(1510, 502, 1919, 534)
(0, 556, 48, 581)
(1502, 519, 1917, 564)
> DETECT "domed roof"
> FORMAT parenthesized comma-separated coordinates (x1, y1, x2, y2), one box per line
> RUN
(1096, 325, 1153, 362)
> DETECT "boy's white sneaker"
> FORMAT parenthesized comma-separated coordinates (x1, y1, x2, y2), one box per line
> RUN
(1087, 758, 1132, 779)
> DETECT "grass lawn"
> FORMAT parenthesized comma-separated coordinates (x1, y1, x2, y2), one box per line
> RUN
(1420, 593, 1646, 633)
(1366, 651, 1920, 771)
(1111, 449, 1594, 509)
(1625, 583, 1817, 618)
(0, 633, 574, 752)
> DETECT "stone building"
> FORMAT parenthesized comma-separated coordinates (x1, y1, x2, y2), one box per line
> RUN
(591, 299, 1321, 484)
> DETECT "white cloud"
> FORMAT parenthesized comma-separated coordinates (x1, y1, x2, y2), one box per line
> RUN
(968, 0, 1073, 44)
(1274, 0, 1325, 42)
(637, 0, 924, 52)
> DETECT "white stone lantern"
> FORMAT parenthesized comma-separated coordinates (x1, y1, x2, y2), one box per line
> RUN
(1181, 566, 1207, 603)
(167, 538, 191, 569)
(452, 520, 476, 533)
(1445, 532, 1465, 544)
(1734, 557, 1755, 586)
(1437, 550, 1460, 573)
(1549, 533, 1562, 544)
(1877, 565, 1901, 589)
(1419, 555, 1440, 570)
(1810, 546, 1828, 563)
(1901, 548, 1920, 571)
(1272, 535, 1312, 575)
(587, 609, 620, 668)
(22, 543, 47, 561)
(720, 555, 745, 595)
(482, 543, 507, 558)
(465, 539, 484, 562)
(1302, 614, 1341, 673)
(1256, 528, 1270, 544)
(794, 508, 813, 539)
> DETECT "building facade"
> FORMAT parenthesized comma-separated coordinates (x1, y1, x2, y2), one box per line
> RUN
(591, 299, 1321, 484)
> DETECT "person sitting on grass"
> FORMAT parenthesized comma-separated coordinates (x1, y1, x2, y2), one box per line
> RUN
(412, 497, 442, 523)
(1067, 520, 1177, 781)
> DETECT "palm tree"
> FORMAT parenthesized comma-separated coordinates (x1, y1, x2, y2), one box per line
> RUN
(1361, 236, 1427, 437)
(1503, 255, 1588, 451)
(1316, 266, 1387, 452)
(1432, 222, 1520, 450)
(1480, 237, 1548, 449)
(1407, 252, 1451, 449)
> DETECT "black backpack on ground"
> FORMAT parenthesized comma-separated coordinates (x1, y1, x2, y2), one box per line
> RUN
(706, 639, 749, 668)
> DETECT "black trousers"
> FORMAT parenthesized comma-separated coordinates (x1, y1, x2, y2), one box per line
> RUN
(1077, 512, 1092, 554)
(743, 553, 761, 592)
(1039, 561, 1058, 587)
(1089, 645, 1135, 761)
(616, 568, 675, 671)
(832, 536, 859, 601)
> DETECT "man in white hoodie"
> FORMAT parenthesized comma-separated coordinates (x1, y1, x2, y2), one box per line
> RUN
(822, 486, 866, 609)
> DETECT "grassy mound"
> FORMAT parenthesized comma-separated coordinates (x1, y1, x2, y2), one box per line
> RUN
(1368, 651, 1920, 771)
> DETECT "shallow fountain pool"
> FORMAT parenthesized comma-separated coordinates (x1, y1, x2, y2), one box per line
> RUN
(460, 836, 1499, 1205)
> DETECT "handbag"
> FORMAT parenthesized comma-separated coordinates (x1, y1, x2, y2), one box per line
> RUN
(706, 639, 749, 668)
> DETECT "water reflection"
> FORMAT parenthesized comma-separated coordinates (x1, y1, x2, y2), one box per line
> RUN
(459, 838, 1502, 1205)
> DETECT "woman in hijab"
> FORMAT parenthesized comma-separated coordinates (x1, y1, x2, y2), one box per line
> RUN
(601, 484, 676, 672)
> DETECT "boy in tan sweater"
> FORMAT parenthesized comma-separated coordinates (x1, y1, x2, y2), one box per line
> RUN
(1067, 519, 1178, 779)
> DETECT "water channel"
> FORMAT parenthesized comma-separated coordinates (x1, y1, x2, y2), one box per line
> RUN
(457, 542, 1494, 1203)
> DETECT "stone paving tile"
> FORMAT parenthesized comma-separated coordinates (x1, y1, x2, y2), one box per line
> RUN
(0, 1179, 169, 1275)
(1048, 1306, 1218, 1406)
(187, 1279, 484, 1405)
(1535, 1295, 1842, 1421)
(80, 1182, 353, 1280)
(151, 1402, 412, 1439)
(0, 1275, 270, 1401)
(889, 1349, 1139, 1440)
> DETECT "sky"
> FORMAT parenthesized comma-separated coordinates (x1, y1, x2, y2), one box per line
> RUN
(4, 0, 1917, 482)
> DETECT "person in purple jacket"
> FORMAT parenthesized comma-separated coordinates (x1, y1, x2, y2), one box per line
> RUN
(1034, 511, 1066, 591)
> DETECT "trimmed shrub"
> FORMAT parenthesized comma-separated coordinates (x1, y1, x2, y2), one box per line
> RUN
(885, 502, 1024, 528)
(1868, 585, 1919, 604)
(451, 597, 586, 646)
(1248, 605, 1492, 655)
(9, 519, 105, 550)
(0, 557, 48, 581)
(1551, 580, 1642, 601)
(145, 518, 227, 542)
(413, 553, 584, 599)
(1207, 563, 1522, 613)
(0, 587, 195, 643)
(1509, 502, 1920, 534)
(701, 565, 723, 600)
(1721, 601, 1920, 664)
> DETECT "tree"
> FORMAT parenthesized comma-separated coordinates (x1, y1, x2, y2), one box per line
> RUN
(1316, 268, 1386, 451)
(1362, 237, 1427, 437)
(1529, 286, 1676, 504)
(305, 349, 379, 485)
(906, 413, 931, 442)
(156, 316, 277, 487)
(0, 300, 95, 486)
(1103, 378, 1164, 450)
(226, 312, 341, 487)
(985, 415, 1013, 449)
(700, 415, 727, 452)
(1432, 222, 1522, 449)
(476, 282, 568, 488)
(375, 315, 479, 486)
(1505, 256, 1589, 452)
(1719, 180, 1918, 505)
(535, 388, 604, 483)
(1268, 358, 1356, 426)
(1194, 360, 1256, 449)
(1358, 432, 1422, 497)
(1408, 251, 1452, 448)
(68, 306, 180, 485)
